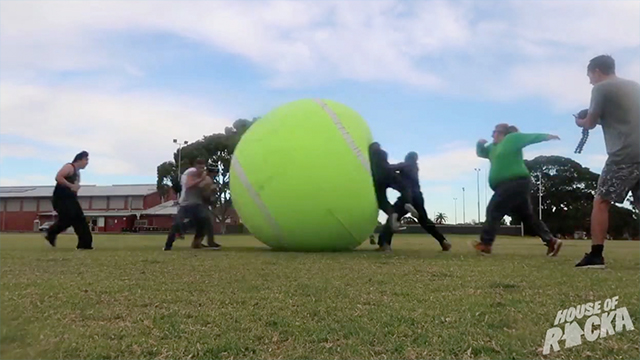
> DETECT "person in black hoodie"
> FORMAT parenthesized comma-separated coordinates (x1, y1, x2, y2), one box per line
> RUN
(377, 152, 451, 252)
(369, 142, 418, 231)
(45, 151, 93, 249)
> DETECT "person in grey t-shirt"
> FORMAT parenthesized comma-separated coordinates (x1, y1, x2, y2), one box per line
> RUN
(574, 55, 640, 269)
(164, 159, 210, 251)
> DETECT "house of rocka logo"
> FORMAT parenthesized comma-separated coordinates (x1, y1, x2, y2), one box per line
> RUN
(542, 296, 635, 355)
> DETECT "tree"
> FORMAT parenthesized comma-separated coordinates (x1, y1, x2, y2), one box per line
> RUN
(511, 155, 637, 239)
(156, 118, 258, 233)
(434, 212, 447, 224)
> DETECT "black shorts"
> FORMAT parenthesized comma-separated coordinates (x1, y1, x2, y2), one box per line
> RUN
(596, 162, 640, 206)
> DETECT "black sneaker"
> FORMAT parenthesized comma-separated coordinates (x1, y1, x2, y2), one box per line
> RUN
(369, 235, 376, 245)
(44, 233, 56, 247)
(206, 241, 222, 250)
(575, 253, 605, 269)
(440, 240, 452, 251)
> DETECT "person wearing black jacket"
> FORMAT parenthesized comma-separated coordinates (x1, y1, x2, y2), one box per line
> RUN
(45, 151, 93, 249)
(369, 142, 418, 231)
(377, 152, 451, 252)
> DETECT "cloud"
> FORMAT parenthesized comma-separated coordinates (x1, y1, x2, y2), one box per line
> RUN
(0, 82, 232, 177)
(0, 175, 51, 186)
(1, 1, 638, 108)
(418, 147, 485, 182)
(0, 143, 41, 159)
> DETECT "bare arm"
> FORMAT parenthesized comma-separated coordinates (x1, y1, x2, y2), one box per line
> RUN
(476, 140, 489, 158)
(184, 170, 207, 189)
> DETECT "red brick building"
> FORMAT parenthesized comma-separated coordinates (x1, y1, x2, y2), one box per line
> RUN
(0, 184, 176, 232)
(0, 184, 241, 233)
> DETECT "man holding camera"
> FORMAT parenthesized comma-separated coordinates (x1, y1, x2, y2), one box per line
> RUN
(574, 55, 640, 269)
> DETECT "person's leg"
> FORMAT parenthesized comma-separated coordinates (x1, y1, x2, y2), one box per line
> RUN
(68, 199, 93, 249)
(389, 174, 418, 218)
(511, 181, 562, 256)
(577, 163, 640, 268)
(377, 222, 394, 251)
(204, 208, 221, 248)
(413, 193, 450, 250)
(45, 197, 73, 246)
(474, 180, 517, 254)
(164, 206, 188, 250)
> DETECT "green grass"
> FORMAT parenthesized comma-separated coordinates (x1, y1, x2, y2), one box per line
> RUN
(1, 233, 639, 360)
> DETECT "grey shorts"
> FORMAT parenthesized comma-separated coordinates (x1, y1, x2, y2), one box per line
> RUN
(596, 162, 640, 206)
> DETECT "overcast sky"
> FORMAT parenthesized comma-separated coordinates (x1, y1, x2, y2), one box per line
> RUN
(1, 1, 639, 223)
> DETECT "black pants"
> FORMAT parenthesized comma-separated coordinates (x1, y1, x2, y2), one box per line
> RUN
(378, 191, 446, 247)
(47, 196, 93, 249)
(481, 178, 553, 245)
(165, 204, 209, 249)
(374, 173, 413, 216)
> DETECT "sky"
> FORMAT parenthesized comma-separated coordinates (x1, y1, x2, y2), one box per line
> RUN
(1, 0, 639, 224)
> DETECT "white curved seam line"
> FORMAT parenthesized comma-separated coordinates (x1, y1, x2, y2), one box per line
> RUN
(313, 99, 371, 176)
(231, 155, 285, 247)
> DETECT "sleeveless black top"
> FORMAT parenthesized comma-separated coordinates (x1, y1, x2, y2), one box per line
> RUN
(53, 163, 79, 199)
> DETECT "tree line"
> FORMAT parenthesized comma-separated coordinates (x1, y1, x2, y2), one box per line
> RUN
(155, 119, 638, 239)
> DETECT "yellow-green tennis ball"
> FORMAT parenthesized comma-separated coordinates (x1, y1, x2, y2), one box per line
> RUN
(230, 99, 378, 251)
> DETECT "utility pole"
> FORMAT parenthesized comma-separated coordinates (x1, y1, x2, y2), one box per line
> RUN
(538, 172, 543, 220)
(462, 187, 466, 223)
(453, 197, 458, 224)
(474, 168, 481, 223)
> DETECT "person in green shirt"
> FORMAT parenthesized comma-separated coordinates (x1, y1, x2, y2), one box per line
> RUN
(473, 123, 563, 256)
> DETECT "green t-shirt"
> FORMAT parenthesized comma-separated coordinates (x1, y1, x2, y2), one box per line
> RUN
(477, 133, 549, 190)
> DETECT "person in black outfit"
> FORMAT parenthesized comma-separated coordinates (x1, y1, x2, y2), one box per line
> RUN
(377, 152, 451, 252)
(45, 151, 93, 249)
(369, 142, 418, 231)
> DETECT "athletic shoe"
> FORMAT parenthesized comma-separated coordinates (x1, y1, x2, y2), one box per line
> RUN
(44, 233, 56, 247)
(404, 204, 419, 218)
(369, 235, 376, 245)
(206, 241, 222, 249)
(575, 253, 606, 269)
(440, 240, 452, 251)
(472, 240, 491, 255)
(546, 238, 563, 257)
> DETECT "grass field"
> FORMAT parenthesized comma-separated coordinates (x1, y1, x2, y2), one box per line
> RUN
(1, 233, 638, 360)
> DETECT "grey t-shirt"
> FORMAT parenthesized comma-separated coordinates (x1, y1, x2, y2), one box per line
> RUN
(179, 167, 204, 206)
(589, 76, 640, 165)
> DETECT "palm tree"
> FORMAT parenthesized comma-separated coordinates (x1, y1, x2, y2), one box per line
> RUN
(434, 212, 447, 224)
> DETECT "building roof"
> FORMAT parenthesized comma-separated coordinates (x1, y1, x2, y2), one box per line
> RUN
(142, 200, 179, 215)
(0, 184, 158, 198)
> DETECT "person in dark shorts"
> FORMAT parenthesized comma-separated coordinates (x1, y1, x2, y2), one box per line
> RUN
(369, 142, 418, 231)
(574, 55, 640, 269)
(377, 152, 451, 252)
(473, 124, 563, 256)
(164, 159, 210, 251)
(45, 151, 93, 249)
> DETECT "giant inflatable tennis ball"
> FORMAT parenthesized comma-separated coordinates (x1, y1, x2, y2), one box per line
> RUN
(230, 99, 378, 251)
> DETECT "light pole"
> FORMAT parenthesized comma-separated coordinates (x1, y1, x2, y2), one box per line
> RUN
(485, 167, 488, 209)
(474, 168, 481, 223)
(453, 197, 458, 225)
(462, 187, 466, 223)
(173, 139, 188, 197)
(538, 172, 543, 220)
